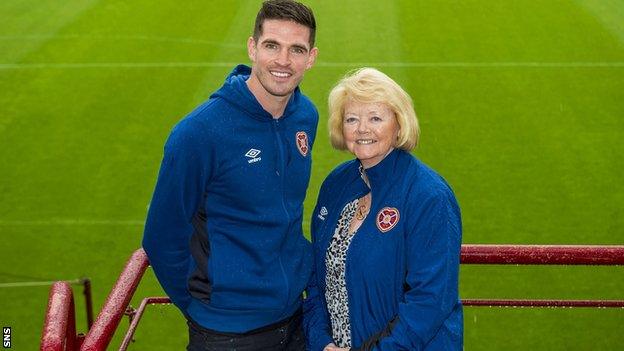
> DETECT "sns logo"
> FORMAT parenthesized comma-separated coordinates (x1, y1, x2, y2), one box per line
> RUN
(376, 207, 400, 233)
(3, 327, 10, 349)
(317, 206, 328, 221)
(245, 148, 262, 164)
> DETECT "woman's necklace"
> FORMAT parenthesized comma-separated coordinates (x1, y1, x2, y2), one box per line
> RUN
(355, 165, 372, 221)
(358, 164, 370, 188)
(355, 199, 369, 220)
(355, 195, 369, 221)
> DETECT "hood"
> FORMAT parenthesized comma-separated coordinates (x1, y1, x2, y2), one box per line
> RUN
(210, 64, 302, 121)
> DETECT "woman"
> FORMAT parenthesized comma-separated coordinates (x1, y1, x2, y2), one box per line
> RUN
(303, 68, 463, 351)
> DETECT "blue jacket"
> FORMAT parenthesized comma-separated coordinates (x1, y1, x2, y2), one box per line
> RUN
(303, 149, 463, 350)
(143, 65, 318, 333)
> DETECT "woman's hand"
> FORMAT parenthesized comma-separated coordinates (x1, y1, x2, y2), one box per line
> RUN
(324, 343, 350, 351)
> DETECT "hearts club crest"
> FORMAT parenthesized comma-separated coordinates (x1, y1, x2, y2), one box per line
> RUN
(296, 131, 309, 157)
(376, 207, 400, 233)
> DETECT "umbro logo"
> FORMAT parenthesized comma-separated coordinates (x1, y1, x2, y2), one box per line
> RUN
(320, 207, 328, 216)
(317, 206, 328, 221)
(245, 148, 262, 164)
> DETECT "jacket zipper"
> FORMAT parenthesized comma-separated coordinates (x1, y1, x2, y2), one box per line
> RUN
(335, 188, 371, 340)
(320, 188, 370, 317)
(273, 119, 291, 308)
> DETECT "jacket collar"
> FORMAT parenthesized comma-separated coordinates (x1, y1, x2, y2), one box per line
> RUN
(359, 148, 402, 191)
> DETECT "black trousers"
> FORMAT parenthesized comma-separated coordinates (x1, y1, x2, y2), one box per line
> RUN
(187, 310, 305, 351)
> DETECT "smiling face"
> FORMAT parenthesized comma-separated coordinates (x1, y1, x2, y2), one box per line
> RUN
(247, 19, 318, 101)
(342, 100, 400, 169)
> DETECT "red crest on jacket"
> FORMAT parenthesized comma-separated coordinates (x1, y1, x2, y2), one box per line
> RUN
(296, 131, 309, 157)
(376, 207, 400, 233)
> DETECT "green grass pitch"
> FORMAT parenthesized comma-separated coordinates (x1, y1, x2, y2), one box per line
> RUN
(1, 0, 623, 349)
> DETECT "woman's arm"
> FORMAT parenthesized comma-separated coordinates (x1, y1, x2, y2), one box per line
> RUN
(303, 265, 336, 351)
(304, 190, 338, 351)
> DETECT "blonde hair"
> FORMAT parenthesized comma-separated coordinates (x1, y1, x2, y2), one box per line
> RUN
(328, 67, 419, 151)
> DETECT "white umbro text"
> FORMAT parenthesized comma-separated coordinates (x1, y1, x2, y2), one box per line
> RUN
(245, 148, 262, 164)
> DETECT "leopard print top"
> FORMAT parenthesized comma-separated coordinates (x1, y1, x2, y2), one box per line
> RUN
(325, 198, 359, 348)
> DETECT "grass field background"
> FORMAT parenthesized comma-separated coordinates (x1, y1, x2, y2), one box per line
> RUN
(1, 0, 623, 349)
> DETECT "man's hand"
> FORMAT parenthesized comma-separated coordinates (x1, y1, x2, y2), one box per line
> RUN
(324, 343, 350, 351)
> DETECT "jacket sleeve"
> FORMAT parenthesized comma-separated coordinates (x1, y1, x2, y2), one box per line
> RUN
(303, 262, 334, 351)
(370, 190, 462, 350)
(142, 118, 214, 313)
(303, 191, 334, 351)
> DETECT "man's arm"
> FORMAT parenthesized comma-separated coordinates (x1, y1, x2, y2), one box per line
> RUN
(142, 118, 214, 312)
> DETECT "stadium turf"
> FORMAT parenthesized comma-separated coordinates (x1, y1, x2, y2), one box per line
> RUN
(1, 0, 622, 349)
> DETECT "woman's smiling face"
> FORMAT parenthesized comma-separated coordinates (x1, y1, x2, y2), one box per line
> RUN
(342, 100, 399, 169)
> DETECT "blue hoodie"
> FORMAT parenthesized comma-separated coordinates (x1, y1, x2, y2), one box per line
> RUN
(143, 65, 318, 332)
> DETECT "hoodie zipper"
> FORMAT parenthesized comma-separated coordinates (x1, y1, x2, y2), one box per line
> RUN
(272, 118, 291, 307)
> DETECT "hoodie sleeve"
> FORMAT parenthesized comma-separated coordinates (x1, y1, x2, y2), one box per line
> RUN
(142, 118, 214, 313)
(303, 182, 335, 351)
(365, 189, 462, 350)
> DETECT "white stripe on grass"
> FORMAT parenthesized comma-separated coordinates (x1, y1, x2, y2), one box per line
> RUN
(0, 62, 234, 69)
(0, 34, 243, 48)
(1, 61, 624, 70)
(0, 279, 83, 288)
(0, 219, 144, 226)
(319, 62, 624, 68)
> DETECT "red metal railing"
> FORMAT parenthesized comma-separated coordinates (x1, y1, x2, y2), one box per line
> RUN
(40, 281, 81, 351)
(119, 296, 171, 350)
(461, 244, 624, 265)
(460, 244, 624, 308)
(40, 245, 624, 350)
(38, 278, 93, 350)
(80, 249, 150, 351)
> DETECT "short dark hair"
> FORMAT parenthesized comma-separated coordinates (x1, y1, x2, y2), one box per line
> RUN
(253, 0, 316, 47)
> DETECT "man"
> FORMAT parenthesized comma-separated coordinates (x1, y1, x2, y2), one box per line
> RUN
(142, 1, 318, 350)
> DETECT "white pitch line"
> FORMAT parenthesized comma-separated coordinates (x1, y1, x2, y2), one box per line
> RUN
(0, 219, 144, 226)
(317, 61, 624, 68)
(1, 62, 624, 70)
(0, 279, 81, 288)
(0, 62, 235, 69)
(0, 34, 243, 48)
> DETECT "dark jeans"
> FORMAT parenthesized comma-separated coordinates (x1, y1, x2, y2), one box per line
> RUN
(187, 310, 305, 351)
